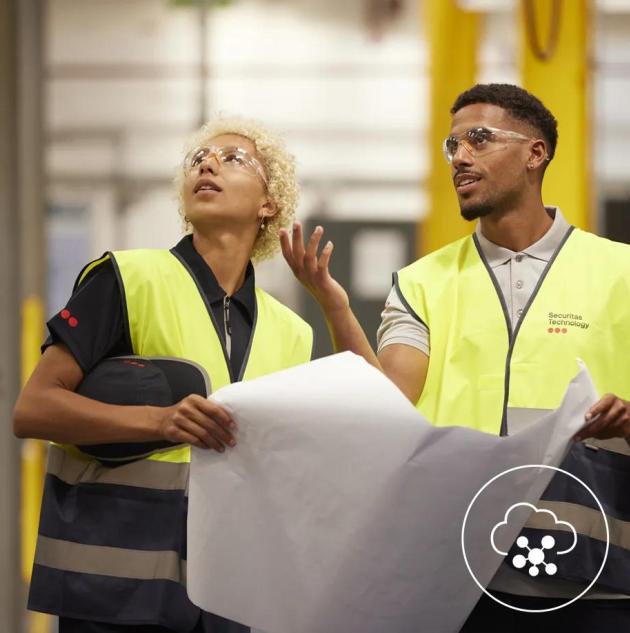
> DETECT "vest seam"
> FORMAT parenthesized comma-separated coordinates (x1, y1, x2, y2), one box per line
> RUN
(471, 234, 513, 436)
(393, 272, 429, 329)
(107, 252, 134, 355)
(308, 325, 316, 361)
(236, 291, 258, 381)
(74, 252, 111, 292)
(169, 248, 234, 383)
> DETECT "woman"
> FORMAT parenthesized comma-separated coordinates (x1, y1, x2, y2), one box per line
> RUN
(13, 118, 313, 633)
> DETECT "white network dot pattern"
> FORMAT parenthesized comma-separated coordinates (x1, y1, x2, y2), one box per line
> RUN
(511, 535, 558, 576)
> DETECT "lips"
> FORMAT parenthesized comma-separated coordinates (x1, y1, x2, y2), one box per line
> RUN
(454, 172, 482, 193)
(194, 178, 222, 194)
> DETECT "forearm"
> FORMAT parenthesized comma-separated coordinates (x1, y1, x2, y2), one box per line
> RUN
(322, 305, 381, 370)
(13, 386, 163, 445)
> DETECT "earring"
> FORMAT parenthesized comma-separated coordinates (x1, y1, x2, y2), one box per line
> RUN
(527, 163, 534, 169)
(260, 218, 266, 231)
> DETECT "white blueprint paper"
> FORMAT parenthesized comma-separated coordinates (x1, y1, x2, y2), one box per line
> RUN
(187, 353, 598, 633)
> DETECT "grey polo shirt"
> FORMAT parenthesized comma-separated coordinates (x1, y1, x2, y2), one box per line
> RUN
(377, 207, 569, 355)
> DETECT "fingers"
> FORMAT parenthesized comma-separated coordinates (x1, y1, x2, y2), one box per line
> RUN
(318, 240, 334, 273)
(167, 427, 206, 449)
(174, 416, 226, 451)
(305, 226, 324, 275)
(194, 395, 234, 431)
(574, 415, 599, 442)
(585, 393, 616, 421)
(280, 223, 335, 290)
(279, 228, 294, 270)
(188, 405, 235, 448)
(575, 394, 630, 441)
(164, 395, 236, 452)
(292, 222, 306, 263)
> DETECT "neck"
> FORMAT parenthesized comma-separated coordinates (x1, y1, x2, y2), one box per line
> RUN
(478, 196, 552, 252)
(192, 227, 254, 296)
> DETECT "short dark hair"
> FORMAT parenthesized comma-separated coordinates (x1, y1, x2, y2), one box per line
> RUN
(451, 83, 558, 160)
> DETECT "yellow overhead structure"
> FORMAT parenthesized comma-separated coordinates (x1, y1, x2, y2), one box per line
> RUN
(520, 0, 592, 229)
(422, 0, 479, 255)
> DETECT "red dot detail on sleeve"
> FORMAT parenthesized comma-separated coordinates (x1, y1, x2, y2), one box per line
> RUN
(60, 309, 71, 319)
(68, 317, 79, 328)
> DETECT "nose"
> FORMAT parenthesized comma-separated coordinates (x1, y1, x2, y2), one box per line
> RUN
(451, 139, 474, 170)
(198, 153, 220, 175)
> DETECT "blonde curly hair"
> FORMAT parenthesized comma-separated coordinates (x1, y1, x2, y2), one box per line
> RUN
(175, 116, 299, 262)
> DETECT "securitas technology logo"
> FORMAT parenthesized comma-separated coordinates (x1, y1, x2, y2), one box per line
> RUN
(547, 312, 590, 334)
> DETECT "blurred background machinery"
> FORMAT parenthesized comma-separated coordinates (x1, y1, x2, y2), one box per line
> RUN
(2, 0, 630, 630)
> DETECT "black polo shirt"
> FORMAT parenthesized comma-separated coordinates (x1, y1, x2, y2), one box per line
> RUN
(44, 235, 255, 382)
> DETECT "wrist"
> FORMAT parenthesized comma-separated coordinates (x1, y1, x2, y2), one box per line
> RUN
(144, 405, 167, 441)
(321, 300, 351, 320)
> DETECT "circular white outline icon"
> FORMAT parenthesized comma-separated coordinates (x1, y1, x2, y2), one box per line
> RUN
(461, 464, 610, 613)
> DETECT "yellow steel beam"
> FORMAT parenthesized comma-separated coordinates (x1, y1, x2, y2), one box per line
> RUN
(21, 295, 51, 633)
(20, 295, 46, 583)
(520, 0, 592, 229)
(422, 0, 479, 255)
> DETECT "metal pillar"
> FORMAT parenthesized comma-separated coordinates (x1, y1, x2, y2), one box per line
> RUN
(520, 0, 592, 229)
(422, 0, 479, 255)
(0, 0, 26, 629)
(18, 1, 48, 632)
(0, 0, 46, 631)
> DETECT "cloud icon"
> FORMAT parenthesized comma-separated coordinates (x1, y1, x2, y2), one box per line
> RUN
(490, 502, 577, 556)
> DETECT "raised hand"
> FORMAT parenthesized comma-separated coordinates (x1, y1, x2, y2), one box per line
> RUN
(279, 222, 349, 315)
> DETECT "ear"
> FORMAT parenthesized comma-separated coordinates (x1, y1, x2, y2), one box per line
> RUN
(527, 138, 549, 170)
(258, 199, 278, 220)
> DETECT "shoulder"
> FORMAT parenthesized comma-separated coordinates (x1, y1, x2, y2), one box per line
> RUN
(255, 287, 311, 333)
(569, 229, 630, 261)
(109, 249, 182, 284)
(397, 235, 473, 285)
(74, 253, 115, 290)
(110, 248, 172, 266)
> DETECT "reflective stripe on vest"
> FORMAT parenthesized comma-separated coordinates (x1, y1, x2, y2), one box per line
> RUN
(396, 228, 630, 592)
(30, 249, 313, 625)
(29, 445, 194, 629)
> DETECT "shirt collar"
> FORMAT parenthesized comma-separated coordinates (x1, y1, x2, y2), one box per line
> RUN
(474, 207, 571, 268)
(171, 235, 256, 319)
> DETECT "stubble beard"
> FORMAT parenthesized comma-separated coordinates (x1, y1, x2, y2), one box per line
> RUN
(459, 199, 494, 222)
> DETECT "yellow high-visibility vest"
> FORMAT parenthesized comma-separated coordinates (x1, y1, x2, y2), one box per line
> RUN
(396, 227, 630, 435)
(30, 249, 313, 627)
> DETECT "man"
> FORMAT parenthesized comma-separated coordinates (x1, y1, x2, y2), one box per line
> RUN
(281, 83, 630, 632)
(14, 117, 313, 633)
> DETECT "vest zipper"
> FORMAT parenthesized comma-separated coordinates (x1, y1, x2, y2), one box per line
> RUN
(223, 296, 232, 358)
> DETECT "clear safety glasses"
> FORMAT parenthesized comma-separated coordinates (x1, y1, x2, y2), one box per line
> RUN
(442, 127, 534, 164)
(184, 145, 268, 185)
